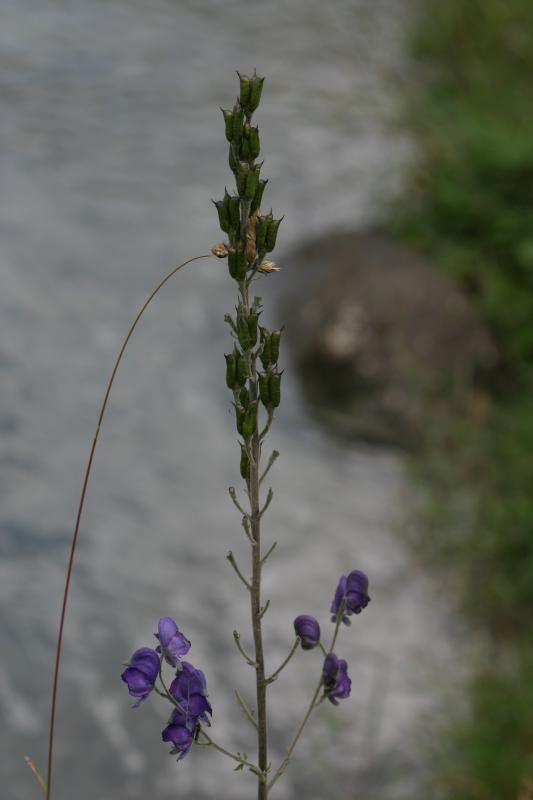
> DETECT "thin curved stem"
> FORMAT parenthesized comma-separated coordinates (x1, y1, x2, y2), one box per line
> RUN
(266, 638, 300, 684)
(227, 551, 252, 591)
(157, 657, 187, 716)
(196, 729, 263, 776)
(267, 606, 345, 791)
(235, 688, 258, 730)
(45, 253, 211, 800)
(233, 630, 258, 667)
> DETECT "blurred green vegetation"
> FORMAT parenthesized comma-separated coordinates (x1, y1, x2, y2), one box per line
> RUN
(400, 0, 533, 373)
(434, 654, 533, 799)
(396, 0, 533, 796)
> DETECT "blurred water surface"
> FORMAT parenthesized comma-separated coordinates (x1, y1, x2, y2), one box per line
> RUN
(0, 1, 462, 798)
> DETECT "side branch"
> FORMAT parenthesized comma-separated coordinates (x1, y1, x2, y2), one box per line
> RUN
(266, 638, 300, 684)
(227, 551, 252, 591)
(233, 630, 258, 667)
(235, 689, 258, 729)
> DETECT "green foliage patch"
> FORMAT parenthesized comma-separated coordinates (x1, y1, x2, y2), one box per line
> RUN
(398, 1, 533, 796)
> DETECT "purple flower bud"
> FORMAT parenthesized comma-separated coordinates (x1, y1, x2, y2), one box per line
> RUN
(322, 652, 351, 705)
(330, 576, 349, 624)
(121, 647, 159, 707)
(170, 661, 212, 726)
(330, 570, 370, 624)
(162, 710, 195, 761)
(345, 570, 370, 615)
(155, 617, 191, 667)
(293, 615, 321, 650)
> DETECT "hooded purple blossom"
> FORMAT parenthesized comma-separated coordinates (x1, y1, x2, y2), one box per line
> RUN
(121, 647, 159, 707)
(330, 570, 370, 624)
(170, 661, 212, 726)
(162, 709, 195, 761)
(155, 617, 191, 667)
(322, 652, 351, 705)
(293, 615, 321, 650)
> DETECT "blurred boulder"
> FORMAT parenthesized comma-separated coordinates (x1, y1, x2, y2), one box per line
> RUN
(284, 230, 498, 448)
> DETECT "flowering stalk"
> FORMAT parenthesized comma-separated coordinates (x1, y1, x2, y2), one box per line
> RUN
(35, 72, 375, 800)
(214, 69, 283, 800)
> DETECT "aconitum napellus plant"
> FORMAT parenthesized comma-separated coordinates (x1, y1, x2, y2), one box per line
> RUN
(120, 72, 371, 800)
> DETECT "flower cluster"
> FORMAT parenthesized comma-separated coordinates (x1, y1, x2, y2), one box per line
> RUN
(121, 617, 211, 761)
(322, 653, 351, 705)
(293, 569, 370, 706)
(330, 569, 370, 624)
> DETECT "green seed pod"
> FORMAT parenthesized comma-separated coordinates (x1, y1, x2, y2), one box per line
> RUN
(260, 330, 271, 369)
(240, 443, 250, 481)
(229, 145, 237, 174)
(237, 163, 248, 197)
(240, 137, 250, 161)
(232, 103, 244, 142)
(225, 352, 237, 389)
(242, 402, 257, 439)
(238, 73, 251, 107)
(247, 313, 258, 346)
(221, 108, 234, 143)
(270, 329, 281, 363)
(235, 245, 247, 280)
(266, 217, 283, 252)
(255, 215, 268, 252)
(227, 248, 238, 280)
(269, 372, 281, 408)
(244, 169, 258, 200)
(249, 126, 260, 159)
(213, 199, 230, 233)
(259, 373, 271, 407)
(235, 405, 245, 436)
(236, 353, 247, 386)
(248, 74, 264, 113)
(229, 195, 240, 228)
(251, 179, 268, 213)
(238, 316, 251, 350)
(239, 386, 250, 408)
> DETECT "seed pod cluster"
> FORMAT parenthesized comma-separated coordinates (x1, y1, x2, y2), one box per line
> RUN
(237, 70, 264, 115)
(239, 124, 260, 161)
(225, 347, 248, 391)
(258, 327, 282, 410)
(228, 243, 247, 281)
(219, 74, 284, 458)
(254, 212, 283, 254)
(260, 327, 281, 369)
(258, 370, 282, 410)
(215, 71, 283, 286)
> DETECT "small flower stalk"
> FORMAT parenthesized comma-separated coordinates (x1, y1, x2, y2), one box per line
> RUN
(120, 73, 372, 799)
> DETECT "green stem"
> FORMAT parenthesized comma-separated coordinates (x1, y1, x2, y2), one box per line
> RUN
(197, 729, 263, 776)
(266, 638, 300, 684)
(267, 607, 345, 791)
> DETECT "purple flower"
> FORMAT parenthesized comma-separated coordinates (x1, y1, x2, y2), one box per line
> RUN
(330, 576, 349, 624)
(322, 652, 351, 705)
(330, 570, 370, 624)
(293, 615, 321, 650)
(155, 617, 191, 667)
(162, 710, 195, 761)
(345, 570, 370, 615)
(121, 647, 159, 707)
(170, 661, 212, 726)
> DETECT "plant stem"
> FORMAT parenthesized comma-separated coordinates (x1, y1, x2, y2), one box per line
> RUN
(44, 254, 211, 800)
(250, 334, 269, 799)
